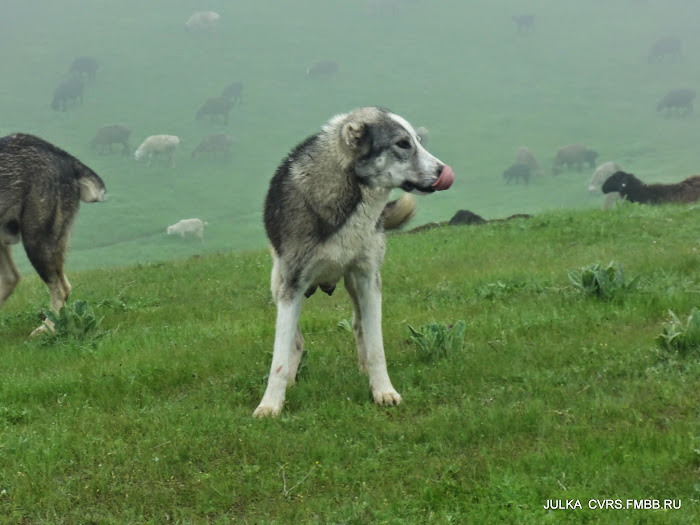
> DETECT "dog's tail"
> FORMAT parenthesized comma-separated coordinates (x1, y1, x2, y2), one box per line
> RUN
(382, 193, 416, 230)
(74, 161, 107, 203)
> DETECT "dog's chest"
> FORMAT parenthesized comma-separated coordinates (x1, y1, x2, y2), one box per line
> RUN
(310, 201, 385, 283)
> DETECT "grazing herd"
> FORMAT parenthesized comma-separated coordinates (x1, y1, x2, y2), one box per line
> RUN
(43, 8, 352, 247)
(494, 25, 700, 209)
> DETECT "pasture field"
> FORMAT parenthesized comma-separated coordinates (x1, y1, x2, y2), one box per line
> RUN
(1, 204, 699, 523)
(2, 0, 700, 272)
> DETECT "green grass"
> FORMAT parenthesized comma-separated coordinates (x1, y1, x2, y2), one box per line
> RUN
(1, 204, 699, 523)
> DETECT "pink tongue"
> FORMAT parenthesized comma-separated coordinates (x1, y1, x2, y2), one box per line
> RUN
(432, 165, 454, 191)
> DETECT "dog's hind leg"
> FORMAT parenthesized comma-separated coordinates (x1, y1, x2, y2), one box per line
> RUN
(345, 269, 402, 407)
(344, 274, 368, 373)
(23, 236, 71, 335)
(0, 244, 21, 308)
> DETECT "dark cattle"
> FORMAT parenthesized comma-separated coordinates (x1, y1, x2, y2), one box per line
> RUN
(512, 14, 534, 33)
(602, 171, 700, 204)
(196, 97, 234, 124)
(306, 60, 338, 78)
(648, 37, 681, 63)
(90, 124, 131, 154)
(657, 89, 695, 117)
(552, 144, 598, 175)
(51, 78, 84, 111)
(69, 56, 99, 80)
(503, 163, 531, 184)
(191, 134, 234, 159)
(221, 82, 243, 106)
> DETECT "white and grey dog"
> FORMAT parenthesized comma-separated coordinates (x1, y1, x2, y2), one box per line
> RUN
(255, 107, 454, 417)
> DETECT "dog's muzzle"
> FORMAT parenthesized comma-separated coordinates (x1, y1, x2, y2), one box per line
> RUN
(401, 164, 455, 193)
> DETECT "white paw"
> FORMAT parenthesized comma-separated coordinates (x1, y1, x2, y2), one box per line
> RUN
(372, 389, 402, 406)
(29, 319, 55, 338)
(253, 403, 282, 418)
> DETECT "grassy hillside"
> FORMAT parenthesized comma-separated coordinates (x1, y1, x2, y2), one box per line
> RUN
(3, 0, 700, 272)
(1, 204, 699, 523)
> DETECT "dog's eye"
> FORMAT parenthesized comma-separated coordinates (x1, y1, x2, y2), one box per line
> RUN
(395, 139, 412, 150)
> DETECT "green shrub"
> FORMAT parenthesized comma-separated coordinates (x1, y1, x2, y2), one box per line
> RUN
(568, 261, 639, 301)
(656, 307, 700, 356)
(407, 320, 466, 362)
(40, 300, 104, 343)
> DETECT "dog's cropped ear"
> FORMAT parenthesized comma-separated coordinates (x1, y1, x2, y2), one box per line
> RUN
(341, 121, 367, 150)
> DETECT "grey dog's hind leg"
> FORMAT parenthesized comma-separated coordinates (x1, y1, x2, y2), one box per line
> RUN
(23, 234, 71, 313)
(0, 244, 21, 308)
(344, 273, 368, 373)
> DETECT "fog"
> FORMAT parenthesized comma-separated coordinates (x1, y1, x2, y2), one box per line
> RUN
(2, 0, 699, 271)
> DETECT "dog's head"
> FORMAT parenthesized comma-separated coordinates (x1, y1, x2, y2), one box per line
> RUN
(330, 107, 454, 194)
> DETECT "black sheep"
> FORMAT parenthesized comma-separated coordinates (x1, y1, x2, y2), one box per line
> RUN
(602, 171, 700, 204)
(196, 97, 234, 124)
(657, 89, 695, 116)
(51, 78, 83, 110)
(648, 37, 682, 63)
(503, 163, 531, 184)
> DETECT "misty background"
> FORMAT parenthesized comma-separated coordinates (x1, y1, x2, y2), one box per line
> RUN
(2, 0, 699, 272)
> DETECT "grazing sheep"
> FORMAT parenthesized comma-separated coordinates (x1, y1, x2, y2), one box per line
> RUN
(191, 134, 234, 159)
(185, 11, 220, 32)
(196, 97, 234, 125)
(515, 146, 542, 175)
(657, 89, 696, 117)
(167, 218, 207, 240)
(602, 171, 700, 204)
(90, 124, 131, 154)
(306, 60, 338, 78)
(588, 161, 622, 194)
(503, 163, 531, 184)
(51, 78, 83, 111)
(552, 144, 598, 175)
(648, 36, 681, 63)
(512, 14, 534, 33)
(134, 135, 180, 167)
(69, 56, 98, 80)
(221, 82, 243, 105)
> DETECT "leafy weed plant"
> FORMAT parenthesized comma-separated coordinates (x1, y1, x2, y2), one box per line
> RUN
(407, 320, 466, 362)
(40, 300, 104, 344)
(568, 261, 639, 301)
(656, 307, 700, 357)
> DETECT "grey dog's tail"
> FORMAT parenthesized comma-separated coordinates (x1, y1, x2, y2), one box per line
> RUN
(74, 161, 107, 203)
(382, 193, 416, 230)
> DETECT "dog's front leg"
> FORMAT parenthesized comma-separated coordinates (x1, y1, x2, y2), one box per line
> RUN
(347, 269, 402, 407)
(253, 292, 302, 418)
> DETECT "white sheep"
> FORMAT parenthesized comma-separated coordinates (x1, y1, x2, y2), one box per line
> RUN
(167, 218, 208, 240)
(185, 11, 220, 32)
(134, 135, 180, 167)
(589, 161, 622, 209)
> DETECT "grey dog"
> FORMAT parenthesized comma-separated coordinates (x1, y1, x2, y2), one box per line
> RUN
(255, 107, 454, 417)
(0, 133, 106, 335)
